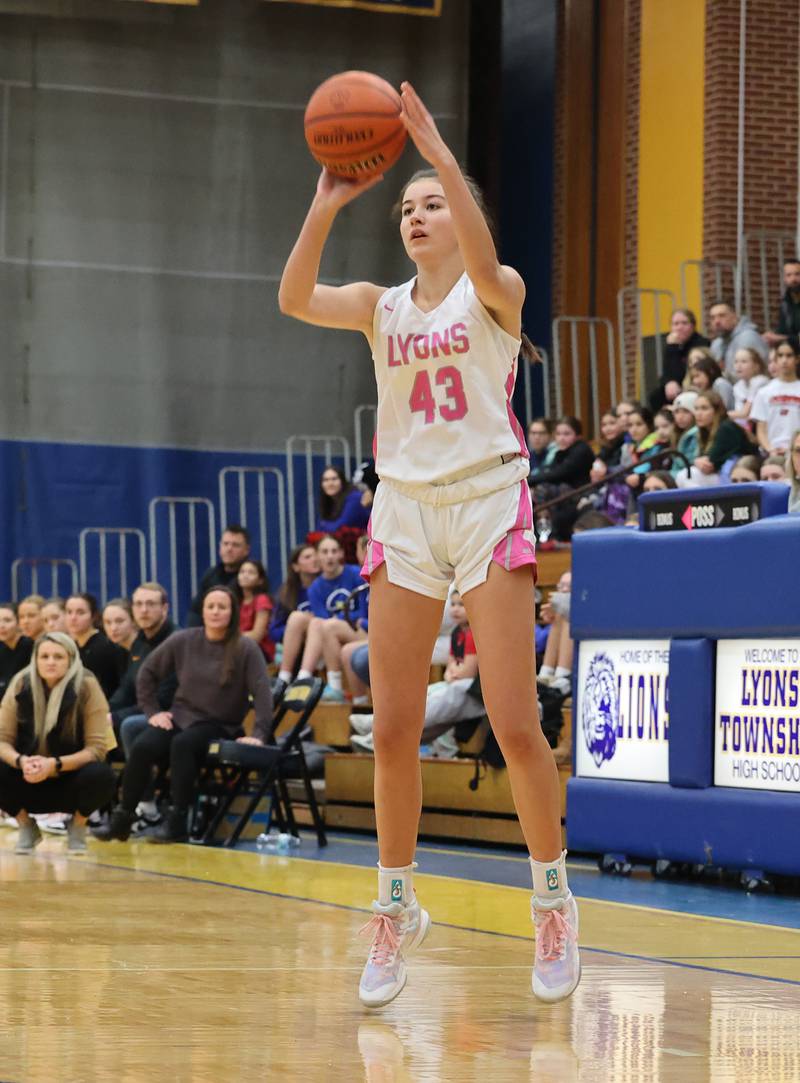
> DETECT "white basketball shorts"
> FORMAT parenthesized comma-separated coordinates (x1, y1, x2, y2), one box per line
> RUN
(360, 455, 537, 601)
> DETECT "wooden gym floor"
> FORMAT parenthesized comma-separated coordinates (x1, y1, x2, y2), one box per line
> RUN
(0, 831, 798, 1082)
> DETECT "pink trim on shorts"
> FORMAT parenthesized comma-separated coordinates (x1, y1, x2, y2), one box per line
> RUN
(491, 480, 538, 581)
(360, 515, 385, 583)
(505, 367, 530, 458)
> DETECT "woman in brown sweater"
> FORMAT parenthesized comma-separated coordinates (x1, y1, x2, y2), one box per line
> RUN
(0, 632, 115, 854)
(96, 586, 273, 844)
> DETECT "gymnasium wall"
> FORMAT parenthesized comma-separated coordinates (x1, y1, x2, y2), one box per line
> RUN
(0, 0, 470, 597)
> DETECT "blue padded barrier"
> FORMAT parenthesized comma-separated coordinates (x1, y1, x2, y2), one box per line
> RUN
(668, 639, 715, 789)
(566, 778, 800, 875)
(571, 514, 800, 639)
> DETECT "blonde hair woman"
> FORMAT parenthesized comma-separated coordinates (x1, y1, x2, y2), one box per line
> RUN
(0, 632, 115, 854)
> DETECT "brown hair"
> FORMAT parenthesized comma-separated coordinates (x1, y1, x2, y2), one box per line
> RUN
(103, 597, 132, 617)
(201, 586, 241, 687)
(278, 544, 318, 614)
(695, 390, 727, 453)
(393, 167, 496, 239)
(734, 346, 767, 376)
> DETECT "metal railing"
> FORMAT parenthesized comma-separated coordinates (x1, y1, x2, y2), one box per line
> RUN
(617, 287, 676, 400)
(78, 528, 148, 606)
(218, 466, 288, 584)
(148, 497, 216, 624)
(285, 435, 352, 548)
(551, 317, 617, 436)
(680, 259, 738, 335)
(353, 404, 377, 467)
(742, 229, 797, 332)
(11, 558, 79, 601)
(520, 346, 551, 425)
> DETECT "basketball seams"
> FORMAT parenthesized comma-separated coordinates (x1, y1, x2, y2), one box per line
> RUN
(306, 110, 401, 124)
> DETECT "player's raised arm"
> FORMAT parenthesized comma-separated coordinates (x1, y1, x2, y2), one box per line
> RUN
(278, 169, 385, 339)
(398, 81, 524, 333)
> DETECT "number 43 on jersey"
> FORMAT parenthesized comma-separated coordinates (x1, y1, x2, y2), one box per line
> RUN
(409, 366, 468, 423)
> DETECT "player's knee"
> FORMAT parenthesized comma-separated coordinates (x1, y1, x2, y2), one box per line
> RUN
(372, 716, 420, 757)
(492, 719, 541, 761)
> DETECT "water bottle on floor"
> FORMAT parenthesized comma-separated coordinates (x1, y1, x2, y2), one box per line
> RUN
(256, 828, 301, 853)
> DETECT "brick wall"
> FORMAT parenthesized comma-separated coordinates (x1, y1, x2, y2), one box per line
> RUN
(622, 0, 641, 399)
(704, 0, 799, 328)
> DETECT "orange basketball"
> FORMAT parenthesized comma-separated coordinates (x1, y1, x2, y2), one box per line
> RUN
(304, 71, 407, 180)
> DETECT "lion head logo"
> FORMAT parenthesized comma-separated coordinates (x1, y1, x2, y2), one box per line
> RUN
(582, 652, 618, 766)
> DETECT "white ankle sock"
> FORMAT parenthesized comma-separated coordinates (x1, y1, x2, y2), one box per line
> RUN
(378, 862, 416, 907)
(530, 849, 569, 905)
(297, 668, 313, 680)
(278, 669, 292, 683)
(539, 665, 555, 678)
(555, 666, 571, 680)
(327, 670, 343, 691)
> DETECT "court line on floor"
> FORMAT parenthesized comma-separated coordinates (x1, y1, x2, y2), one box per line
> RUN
(82, 856, 800, 989)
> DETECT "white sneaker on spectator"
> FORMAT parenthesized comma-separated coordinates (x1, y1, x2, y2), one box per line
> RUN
(37, 813, 68, 835)
(358, 896, 431, 1008)
(0, 813, 18, 829)
(349, 713, 374, 736)
(350, 733, 375, 754)
(531, 892, 581, 1002)
(15, 820, 43, 854)
(136, 800, 161, 822)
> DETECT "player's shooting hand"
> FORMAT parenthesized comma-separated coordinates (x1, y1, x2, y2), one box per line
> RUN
(399, 82, 453, 169)
(315, 168, 383, 212)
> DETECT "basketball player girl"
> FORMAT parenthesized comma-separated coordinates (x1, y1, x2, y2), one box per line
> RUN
(279, 82, 580, 1008)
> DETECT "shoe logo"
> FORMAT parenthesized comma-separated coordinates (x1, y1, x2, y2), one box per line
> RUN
(546, 868, 559, 891)
(390, 879, 403, 902)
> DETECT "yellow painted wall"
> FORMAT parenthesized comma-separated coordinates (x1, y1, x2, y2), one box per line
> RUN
(638, 0, 705, 339)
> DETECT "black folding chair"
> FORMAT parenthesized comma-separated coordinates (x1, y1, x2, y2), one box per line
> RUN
(198, 677, 326, 848)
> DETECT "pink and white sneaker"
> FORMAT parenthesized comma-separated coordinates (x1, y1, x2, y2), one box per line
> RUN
(358, 896, 431, 1008)
(531, 891, 581, 1002)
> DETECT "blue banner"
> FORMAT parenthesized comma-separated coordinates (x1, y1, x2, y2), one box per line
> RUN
(264, 0, 441, 15)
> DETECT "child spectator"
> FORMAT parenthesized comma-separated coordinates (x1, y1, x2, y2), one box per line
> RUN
(730, 455, 762, 483)
(642, 470, 678, 492)
(538, 572, 573, 696)
(527, 418, 557, 481)
(671, 391, 700, 475)
(590, 410, 626, 483)
(0, 632, 116, 853)
(679, 390, 756, 486)
(237, 559, 276, 663)
(102, 598, 137, 653)
(97, 586, 272, 844)
(532, 416, 595, 540)
(350, 591, 483, 758)
(750, 340, 800, 455)
(17, 595, 46, 642)
(0, 604, 33, 697)
(274, 543, 321, 685)
(787, 431, 800, 512)
(65, 593, 127, 700)
(318, 466, 371, 533)
(654, 408, 678, 450)
(41, 598, 67, 633)
(688, 348, 735, 410)
(760, 456, 789, 483)
(729, 347, 769, 428)
(293, 535, 367, 700)
(625, 406, 662, 494)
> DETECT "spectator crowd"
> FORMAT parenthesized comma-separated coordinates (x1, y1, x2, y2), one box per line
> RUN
(3, 277, 797, 851)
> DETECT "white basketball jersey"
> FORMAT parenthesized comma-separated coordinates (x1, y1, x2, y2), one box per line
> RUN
(371, 273, 528, 485)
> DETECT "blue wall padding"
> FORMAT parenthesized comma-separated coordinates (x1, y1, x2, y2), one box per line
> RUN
(566, 778, 800, 874)
(668, 639, 715, 789)
(571, 514, 800, 639)
(638, 481, 788, 529)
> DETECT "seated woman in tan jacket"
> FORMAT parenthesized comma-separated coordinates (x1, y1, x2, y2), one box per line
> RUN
(0, 632, 116, 855)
